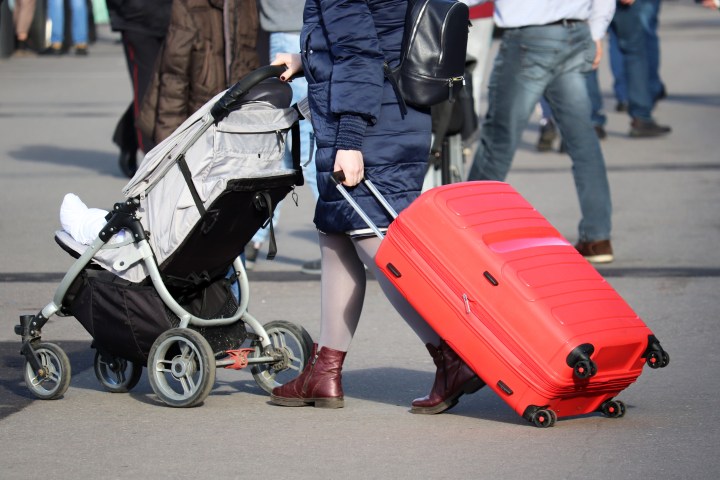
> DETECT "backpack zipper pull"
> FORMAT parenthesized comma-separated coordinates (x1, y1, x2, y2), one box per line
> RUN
(448, 75, 464, 103)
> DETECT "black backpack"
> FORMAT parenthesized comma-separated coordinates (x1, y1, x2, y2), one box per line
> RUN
(385, 0, 470, 115)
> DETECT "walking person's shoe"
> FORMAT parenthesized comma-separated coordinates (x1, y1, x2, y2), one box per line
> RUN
(300, 258, 321, 275)
(411, 340, 485, 415)
(629, 119, 671, 138)
(270, 344, 347, 408)
(74, 44, 89, 56)
(574, 239, 614, 263)
(12, 39, 36, 57)
(615, 101, 628, 113)
(536, 119, 558, 152)
(39, 42, 64, 56)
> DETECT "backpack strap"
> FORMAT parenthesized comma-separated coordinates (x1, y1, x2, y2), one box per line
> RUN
(383, 63, 408, 119)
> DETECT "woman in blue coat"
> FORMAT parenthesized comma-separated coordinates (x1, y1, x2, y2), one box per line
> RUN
(269, 0, 483, 414)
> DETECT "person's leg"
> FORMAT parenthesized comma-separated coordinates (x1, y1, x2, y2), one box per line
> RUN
(537, 96, 558, 152)
(352, 236, 439, 346)
(114, 30, 164, 176)
(544, 27, 612, 248)
(638, 0, 664, 101)
(610, 4, 653, 122)
(610, 3, 670, 137)
(68, 0, 88, 50)
(467, 28, 549, 181)
(585, 69, 607, 136)
(47, 0, 64, 47)
(353, 235, 482, 414)
(316, 232, 368, 351)
(270, 231, 361, 408)
(13, 0, 37, 42)
(607, 28, 627, 108)
(11, 0, 37, 55)
(122, 30, 164, 152)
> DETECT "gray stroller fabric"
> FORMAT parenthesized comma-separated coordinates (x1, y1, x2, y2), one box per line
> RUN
(63, 85, 299, 283)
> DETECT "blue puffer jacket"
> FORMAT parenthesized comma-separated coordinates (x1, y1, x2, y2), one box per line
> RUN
(301, 0, 431, 234)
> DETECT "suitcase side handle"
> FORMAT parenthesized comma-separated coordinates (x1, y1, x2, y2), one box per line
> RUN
(330, 171, 398, 239)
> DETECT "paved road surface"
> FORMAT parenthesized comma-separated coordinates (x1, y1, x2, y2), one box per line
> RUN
(1, 3, 719, 479)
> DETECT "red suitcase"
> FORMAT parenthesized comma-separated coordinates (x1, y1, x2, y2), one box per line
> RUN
(337, 178, 669, 427)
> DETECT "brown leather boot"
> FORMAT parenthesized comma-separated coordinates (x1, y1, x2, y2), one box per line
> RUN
(411, 341, 485, 414)
(270, 344, 347, 408)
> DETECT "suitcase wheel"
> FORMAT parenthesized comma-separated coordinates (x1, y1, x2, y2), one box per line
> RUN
(600, 399, 626, 418)
(566, 344, 598, 380)
(644, 335, 670, 369)
(530, 409, 557, 428)
(646, 350, 670, 369)
(573, 359, 598, 380)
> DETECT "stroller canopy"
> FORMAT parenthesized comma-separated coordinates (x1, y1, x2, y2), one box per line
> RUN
(83, 79, 300, 283)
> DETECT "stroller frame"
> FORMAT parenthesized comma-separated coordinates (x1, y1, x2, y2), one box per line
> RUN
(15, 66, 314, 407)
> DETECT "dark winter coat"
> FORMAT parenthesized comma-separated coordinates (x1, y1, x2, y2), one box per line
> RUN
(302, 0, 431, 234)
(137, 0, 260, 147)
(106, 0, 173, 37)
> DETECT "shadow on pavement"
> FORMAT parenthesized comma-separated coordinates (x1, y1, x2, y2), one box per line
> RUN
(0, 340, 93, 420)
(9, 144, 121, 177)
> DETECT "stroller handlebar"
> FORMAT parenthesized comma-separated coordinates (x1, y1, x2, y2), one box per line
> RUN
(210, 65, 288, 121)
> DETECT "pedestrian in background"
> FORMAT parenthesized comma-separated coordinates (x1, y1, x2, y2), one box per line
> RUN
(248, 0, 321, 275)
(105, 0, 173, 177)
(40, 0, 89, 55)
(10, 0, 37, 56)
(467, 0, 617, 264)
(609, 0, 671, 137)
(137, 0, 260, 149)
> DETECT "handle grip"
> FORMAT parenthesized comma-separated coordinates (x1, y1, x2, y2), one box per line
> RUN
(330, 170, 346, 185)
(210, 65, 287, 121)
(330, 172, 399, 239)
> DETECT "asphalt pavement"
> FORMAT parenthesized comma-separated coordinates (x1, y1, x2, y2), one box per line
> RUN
(1, 3, 719, 479)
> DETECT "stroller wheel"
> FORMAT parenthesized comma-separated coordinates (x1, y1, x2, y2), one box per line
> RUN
(93, 350, 143, 393)
(251, 320, 314, 394)
(147, 328, 216, 408)
(24, 342, 71, 400)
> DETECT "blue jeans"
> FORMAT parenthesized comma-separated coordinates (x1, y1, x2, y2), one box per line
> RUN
(251, 32, 319, 246)
(609, 0, 661, 121)
(468, 22, 612, 242)
(585, 69, 606, 127)
(608, 29, 627, 104)
(48, 0, 88, 45)
(540, 69, 606, 128)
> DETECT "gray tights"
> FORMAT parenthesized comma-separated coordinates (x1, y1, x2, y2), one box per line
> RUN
(318, 231, 440, 352)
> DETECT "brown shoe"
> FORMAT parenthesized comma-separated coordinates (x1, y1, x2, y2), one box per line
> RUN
(575, 239, 614, 263)
(411, 341, 484, 415)
(629, 118, 671, 138)
(270, 344, 346, 408)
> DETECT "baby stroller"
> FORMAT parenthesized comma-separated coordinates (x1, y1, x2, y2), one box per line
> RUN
(14, 66, 315, 408)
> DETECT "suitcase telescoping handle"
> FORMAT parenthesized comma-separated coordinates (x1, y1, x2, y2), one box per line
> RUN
(330, 171, 398, 239)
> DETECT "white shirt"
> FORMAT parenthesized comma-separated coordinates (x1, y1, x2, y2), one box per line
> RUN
(471, 0, 616, 41)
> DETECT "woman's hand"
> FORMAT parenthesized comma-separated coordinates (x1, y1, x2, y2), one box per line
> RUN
(334, 150, 364, 187)
(271, 53, 303, 82)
